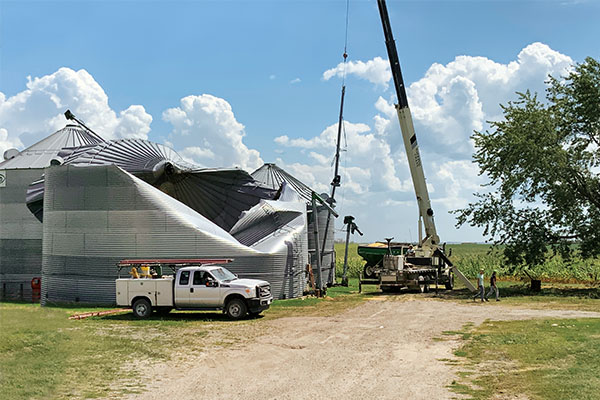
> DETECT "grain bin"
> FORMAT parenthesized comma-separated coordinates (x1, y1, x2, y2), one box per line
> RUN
(0, 123, 103, 300)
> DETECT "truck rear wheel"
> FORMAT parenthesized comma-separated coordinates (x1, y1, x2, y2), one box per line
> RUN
(225, 298, 247, 320)
(133, 298, 152, 318)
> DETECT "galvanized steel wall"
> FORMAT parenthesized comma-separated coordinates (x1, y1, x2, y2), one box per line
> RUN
(0, 169, 43, 299)
(41, 165, 307, 304)
(308, 206, 336, 288)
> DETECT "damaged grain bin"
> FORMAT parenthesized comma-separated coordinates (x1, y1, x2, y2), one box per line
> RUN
(252, 163, 336, 288)
(27, 139, 277, 231)
(0, 123, 103, 300)
(40, 164, 308, 304)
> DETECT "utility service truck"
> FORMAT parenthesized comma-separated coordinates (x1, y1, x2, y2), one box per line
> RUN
(116, 259, 273, 319)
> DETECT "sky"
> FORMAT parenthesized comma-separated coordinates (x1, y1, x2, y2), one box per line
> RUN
(1, 0, 599, 244)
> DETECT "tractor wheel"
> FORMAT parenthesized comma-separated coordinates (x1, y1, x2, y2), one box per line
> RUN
(363, 264, 376, 279)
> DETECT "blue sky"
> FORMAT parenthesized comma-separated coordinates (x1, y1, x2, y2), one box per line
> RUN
(1, 0, 599, 243)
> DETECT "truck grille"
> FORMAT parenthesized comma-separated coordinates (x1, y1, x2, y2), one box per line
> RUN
(258, 284, 271, 298)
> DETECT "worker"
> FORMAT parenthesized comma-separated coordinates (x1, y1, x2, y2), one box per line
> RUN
(473, 269, 487, 302)
(485, 271, 500, 301)
(406, 245, 415, 256)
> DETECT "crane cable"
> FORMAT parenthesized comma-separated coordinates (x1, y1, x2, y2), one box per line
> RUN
(341, 0, 350, 85)
(338, 0, 350, 210)
(320, 0, 351, 271)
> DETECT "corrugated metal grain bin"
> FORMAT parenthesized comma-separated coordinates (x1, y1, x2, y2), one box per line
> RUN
(41, 164, 307, 304)
(0, 123, 103, 300)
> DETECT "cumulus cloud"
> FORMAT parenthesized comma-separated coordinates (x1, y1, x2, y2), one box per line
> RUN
(0, 67, 153, 149)
(323, 56, 391, 88)
(162, 94, 263, 170)
(274, 121, 405, 196)
(406, 42, 572, 157)
(290, 78, 301, 84)
(0, 128, 23, 156)
(289, 42, 575, 242)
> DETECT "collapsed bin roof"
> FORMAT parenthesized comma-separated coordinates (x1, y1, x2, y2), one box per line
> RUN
(27, 139, 277, 231)
(251, 163, 314, 203)
(0, 123, 104, 170)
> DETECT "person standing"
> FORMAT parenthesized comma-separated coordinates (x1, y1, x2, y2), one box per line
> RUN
(474, 269, 487, 302)
(486, 271, 500, 301)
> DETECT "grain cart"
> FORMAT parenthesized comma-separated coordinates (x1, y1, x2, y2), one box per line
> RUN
(371, 0, 475, 293)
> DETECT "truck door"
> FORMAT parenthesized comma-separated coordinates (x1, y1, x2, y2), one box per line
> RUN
(175, 270, 191, 306)
(190, 270, 221, 307)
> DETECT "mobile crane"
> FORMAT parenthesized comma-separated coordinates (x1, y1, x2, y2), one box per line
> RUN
(359, 0, 475, 293)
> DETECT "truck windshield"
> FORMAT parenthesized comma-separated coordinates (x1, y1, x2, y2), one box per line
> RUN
(211, 267, 237, 282)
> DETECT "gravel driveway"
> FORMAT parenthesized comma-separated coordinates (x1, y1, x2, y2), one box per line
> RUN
(125, 297, 600, 400)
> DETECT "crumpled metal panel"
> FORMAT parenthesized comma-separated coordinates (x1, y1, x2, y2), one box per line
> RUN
(230, 183, 309, 298)
(252, 163, 314, 203)
(252, 163, 337, 287)
(27, 139, 276, 231)
(41, 165, 308, 304)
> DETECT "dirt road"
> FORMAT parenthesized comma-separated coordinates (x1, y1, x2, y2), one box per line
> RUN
(126, 298, 600, 400)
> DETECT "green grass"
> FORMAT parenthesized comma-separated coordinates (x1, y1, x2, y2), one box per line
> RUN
(3, 242, 600, 399)
(0, 281, 368, 400)
(448, 318, 600, 400)
(434, 280, 600, 312)
(0, 302, 183, 399)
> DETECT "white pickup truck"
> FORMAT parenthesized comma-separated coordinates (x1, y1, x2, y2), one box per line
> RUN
(116, 262, 273, 320)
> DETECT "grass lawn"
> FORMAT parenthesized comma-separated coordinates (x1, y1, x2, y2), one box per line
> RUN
(0, 280, 369, 400)
(1, 275, 598, 399)
(448, 318, 600, 400)
(437, 279, 600, 312)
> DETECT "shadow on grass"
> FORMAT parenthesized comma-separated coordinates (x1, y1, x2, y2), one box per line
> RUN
(432, 283, 600, 300)
(350, 280, 600, 301)
(100, 310, 263, 322)
(0, 299, 40, 305)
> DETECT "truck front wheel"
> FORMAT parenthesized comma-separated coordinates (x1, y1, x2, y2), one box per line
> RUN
(133, 298, 152, 318)
(225, 298, 247, 320)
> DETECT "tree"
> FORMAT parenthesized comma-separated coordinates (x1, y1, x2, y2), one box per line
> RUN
(455, 57, 600, 276)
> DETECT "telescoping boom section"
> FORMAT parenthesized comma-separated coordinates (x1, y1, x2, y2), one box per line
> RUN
(377, 0, 439, 252)
(375, 0, 476, 292)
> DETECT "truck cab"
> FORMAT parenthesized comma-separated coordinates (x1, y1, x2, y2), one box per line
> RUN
(116, 261, 273, 320)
